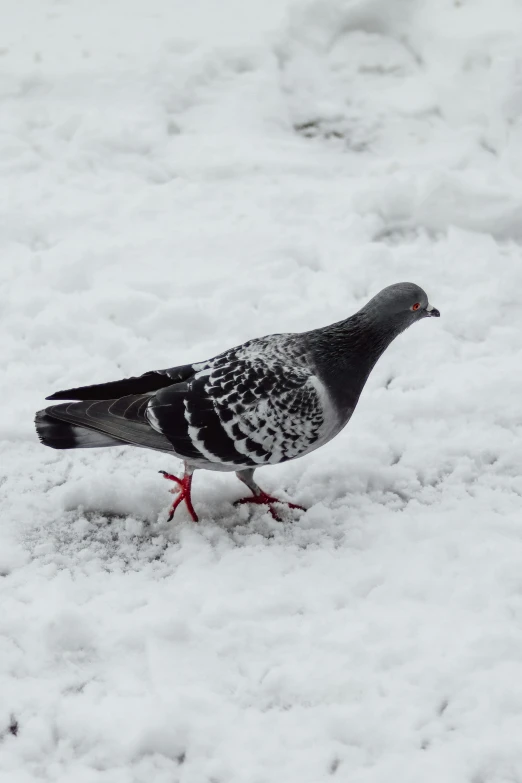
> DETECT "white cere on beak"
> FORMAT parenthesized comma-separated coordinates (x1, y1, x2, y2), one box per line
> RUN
(426, 303, 434, 312)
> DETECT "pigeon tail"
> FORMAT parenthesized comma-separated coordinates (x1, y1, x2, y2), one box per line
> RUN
(35, 410, 119, 449)
(37, 396, 174, 453)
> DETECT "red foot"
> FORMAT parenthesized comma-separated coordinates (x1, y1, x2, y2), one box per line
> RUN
(160, 471, 198, 522)
(234, 492, 305, 522)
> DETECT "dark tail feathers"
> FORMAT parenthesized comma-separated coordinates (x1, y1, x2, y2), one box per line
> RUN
(35, 410, 120, 450)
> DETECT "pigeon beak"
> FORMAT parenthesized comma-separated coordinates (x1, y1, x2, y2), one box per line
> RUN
(424, 303, 440, 317)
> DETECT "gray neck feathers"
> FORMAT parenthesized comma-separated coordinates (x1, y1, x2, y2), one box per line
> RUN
(307, 309, 411, 415)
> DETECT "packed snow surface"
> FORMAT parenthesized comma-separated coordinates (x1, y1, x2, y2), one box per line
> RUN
(2, 0, 522, 780)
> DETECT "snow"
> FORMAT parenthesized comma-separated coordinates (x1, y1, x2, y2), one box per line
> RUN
(2, 0, 522, 779)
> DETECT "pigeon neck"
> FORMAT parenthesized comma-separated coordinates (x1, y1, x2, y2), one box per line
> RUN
(310, 311, 408, 415)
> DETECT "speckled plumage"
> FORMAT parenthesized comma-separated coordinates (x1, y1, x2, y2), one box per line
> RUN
(35, 282, 440, 519)
(147, 334, 336, 470)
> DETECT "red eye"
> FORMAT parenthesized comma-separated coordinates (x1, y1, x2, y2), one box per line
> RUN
(412, 302, 420, 311)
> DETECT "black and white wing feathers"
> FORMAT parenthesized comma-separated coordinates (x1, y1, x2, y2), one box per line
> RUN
(147, 336, 337, 469)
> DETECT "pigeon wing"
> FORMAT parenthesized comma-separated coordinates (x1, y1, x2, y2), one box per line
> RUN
(46, 362, 203, 401)
(146, 339, 330, 468)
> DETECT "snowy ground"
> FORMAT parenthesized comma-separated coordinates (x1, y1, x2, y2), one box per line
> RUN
(2, 0, 522, 780)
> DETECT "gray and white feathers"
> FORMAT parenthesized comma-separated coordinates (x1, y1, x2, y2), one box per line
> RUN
(36, 282, 440, 476)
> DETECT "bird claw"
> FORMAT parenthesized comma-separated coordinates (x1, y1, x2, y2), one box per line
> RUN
(160, 470, 198, 522)
(234, 492, 305, 522)
(159, 470, 182, 485)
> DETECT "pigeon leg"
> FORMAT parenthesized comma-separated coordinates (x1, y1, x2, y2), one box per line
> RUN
(160, 464, 198, 522)
(234, 468, 305, 521)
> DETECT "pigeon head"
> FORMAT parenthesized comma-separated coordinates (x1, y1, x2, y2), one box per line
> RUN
(361, 282, 440, 329)
(309, 281, 440, 414)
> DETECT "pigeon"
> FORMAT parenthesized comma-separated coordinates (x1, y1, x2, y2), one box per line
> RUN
(35, 282, 439, 521)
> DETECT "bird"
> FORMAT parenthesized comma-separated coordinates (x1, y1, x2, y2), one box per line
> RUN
(35, 282, 439, 522)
